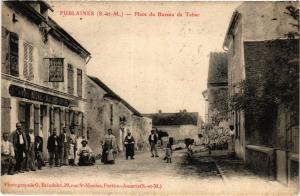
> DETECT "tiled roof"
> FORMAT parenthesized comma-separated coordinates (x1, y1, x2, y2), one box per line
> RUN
(144, 112, 199, 126)
(88, 76, 142, 117)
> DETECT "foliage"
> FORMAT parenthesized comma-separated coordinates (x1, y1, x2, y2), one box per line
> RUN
(230, 40, 299, 131)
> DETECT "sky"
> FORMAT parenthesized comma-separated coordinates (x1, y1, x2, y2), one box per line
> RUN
(49, 1, 240, 119)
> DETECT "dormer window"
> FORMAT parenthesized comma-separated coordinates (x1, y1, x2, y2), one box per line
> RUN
(27, 1, 53, 20)
(40, 3, 49, 20)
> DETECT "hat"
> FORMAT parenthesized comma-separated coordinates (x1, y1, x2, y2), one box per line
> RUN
(81, 140, 88, 145)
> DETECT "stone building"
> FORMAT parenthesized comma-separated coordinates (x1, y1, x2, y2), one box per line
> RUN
(223, 1, 299, 184)
(87, 76, 152, 154)
(206, 52, 228, 126)
(1, 1, 91, 159)
(144, 111, 201, 143)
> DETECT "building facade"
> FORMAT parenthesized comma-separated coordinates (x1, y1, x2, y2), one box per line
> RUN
(87, 76, 152, 154)
(223, 1, 299, 184)
(206, 52, 228, 126)
(1, 1, 91, 159)
(145, 111, 201, 143)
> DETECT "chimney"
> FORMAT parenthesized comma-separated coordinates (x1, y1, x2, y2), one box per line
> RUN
(158, 110, 162, 113)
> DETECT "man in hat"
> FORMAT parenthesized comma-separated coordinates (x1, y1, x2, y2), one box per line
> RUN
(77, 140, 95, 166)
(47, 129, 60, 167)
(11, 122, 28, 173)
(59, 127, 70, 166)
(148, 129, 158, 157)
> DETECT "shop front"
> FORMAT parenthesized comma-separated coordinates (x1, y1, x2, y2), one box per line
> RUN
(1, 81, 86, 160)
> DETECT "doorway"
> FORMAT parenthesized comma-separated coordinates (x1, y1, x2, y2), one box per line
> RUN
(19, 102, 31, 134)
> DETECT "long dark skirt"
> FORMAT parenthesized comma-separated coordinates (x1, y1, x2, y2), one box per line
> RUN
(101, 145, 115, 164)
(78, 154, 95, 166)
(125, 144, 134, 158)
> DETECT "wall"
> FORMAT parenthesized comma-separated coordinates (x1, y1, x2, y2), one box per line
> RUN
(155, 125, 199, 142)
(87, 78, 151, 154)
(238, 2, 298, 41)
(86, 78, 107, 154)
(226, 15, 246, 160)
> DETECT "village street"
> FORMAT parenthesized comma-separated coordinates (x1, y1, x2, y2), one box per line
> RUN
(1, 149, 296, 195)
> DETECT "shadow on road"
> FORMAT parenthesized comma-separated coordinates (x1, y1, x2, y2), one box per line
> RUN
(176, 152, 222, 179)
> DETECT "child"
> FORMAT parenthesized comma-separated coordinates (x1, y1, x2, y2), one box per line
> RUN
(34, 136, 43, 170)
(68, 143, 75, 166)
(165, 143, 172, 163)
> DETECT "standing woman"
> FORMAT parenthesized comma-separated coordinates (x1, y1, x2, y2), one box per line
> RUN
(101, 129, 117, 164)
(124, 130, 135, 160)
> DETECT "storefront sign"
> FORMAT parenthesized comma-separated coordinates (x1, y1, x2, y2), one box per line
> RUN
(49, 58, 64, 82)
(9, 85, 69, 107)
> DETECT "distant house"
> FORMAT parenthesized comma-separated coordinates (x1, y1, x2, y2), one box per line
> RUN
(207, 52, 228, 125)
(144, 111, 201, 142)
(87, 76, 152, 153)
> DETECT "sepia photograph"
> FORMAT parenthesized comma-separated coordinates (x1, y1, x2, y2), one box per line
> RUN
(1, 0, 299, 195)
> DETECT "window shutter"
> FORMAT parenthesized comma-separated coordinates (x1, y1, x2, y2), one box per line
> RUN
(68, 64, 74, 94)
(34, 105, 40, 136)
(23, 42, 34, 80)
(28, 45, 33, 79)
(23, 43, 28, 78)
(9, 32, 19, 76)
(2, 27, 10, 74)
(77, 69, 82, 97)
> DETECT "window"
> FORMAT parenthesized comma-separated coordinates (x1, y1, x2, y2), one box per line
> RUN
(110, 104, 113, 126)
(77, 69, 82, 97)
(23, 41, 34, 80)
(67, 64, 74, 94)
(1, 27, 19, 76)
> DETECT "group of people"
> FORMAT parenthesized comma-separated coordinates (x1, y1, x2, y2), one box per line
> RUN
(100, 128, 173, 164)
(149, 129, 173, 163)
(2, 124, 174, 176)
(1, 122, 97, 176)
(1, 123, 44, 175)
(47, 127, 95, 167)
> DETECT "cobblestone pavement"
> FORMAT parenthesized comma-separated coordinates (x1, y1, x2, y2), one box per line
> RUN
(1, 150, 297, 195)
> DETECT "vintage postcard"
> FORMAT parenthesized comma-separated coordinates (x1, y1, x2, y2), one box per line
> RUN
(1, 0, 299, 195)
